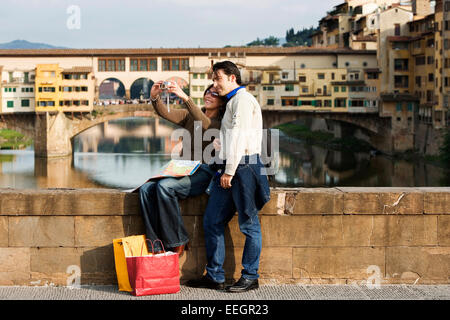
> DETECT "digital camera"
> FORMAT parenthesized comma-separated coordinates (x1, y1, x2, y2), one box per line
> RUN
(160, 81, 172, 90)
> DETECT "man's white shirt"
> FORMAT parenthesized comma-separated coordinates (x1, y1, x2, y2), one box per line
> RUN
(219, 88, 263, 176)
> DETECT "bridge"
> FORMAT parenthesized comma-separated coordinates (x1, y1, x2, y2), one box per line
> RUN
(0, 104, 401, 157)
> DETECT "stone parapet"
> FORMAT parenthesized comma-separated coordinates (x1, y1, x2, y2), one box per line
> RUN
(0, 187, 449, 286)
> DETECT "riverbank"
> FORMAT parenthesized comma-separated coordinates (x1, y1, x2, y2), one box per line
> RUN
(0, 129, 32, 150)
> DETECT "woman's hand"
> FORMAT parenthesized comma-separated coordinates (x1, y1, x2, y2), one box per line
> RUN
(150, 81, 163, 99)
(167, 82, 189, 102)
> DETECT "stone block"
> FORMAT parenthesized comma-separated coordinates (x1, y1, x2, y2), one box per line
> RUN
(293, 188, 344, 215)
(0, 248, 31, 285)
(383, 215, 438, 246)
(0, 189, 140, 216)
(180, 194, 209, 216)
(292, 247, 385, 280)
(259, 247, 293, 280)
(179, 248, 199, 280)
(0, 217, 7, 246)
(75, 216, 144, 247)
(438, 216, 450, 246)
(9, 216, 74, 247)
(386, 247, 450, 282)
(261, 215, 384, 247)
(338, 187, 424, 214)
(30, 247, 83, 274)
(420, 187, 450, 214)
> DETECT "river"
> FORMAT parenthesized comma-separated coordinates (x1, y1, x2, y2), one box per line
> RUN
(0, 117, 448, 190)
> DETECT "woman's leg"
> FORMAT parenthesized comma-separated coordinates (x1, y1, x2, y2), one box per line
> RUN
(138, 181, 161, 250)
(155, 165, 213, 249)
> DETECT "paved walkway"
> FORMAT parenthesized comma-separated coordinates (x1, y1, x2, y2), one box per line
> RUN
(0, 284, 449, 300)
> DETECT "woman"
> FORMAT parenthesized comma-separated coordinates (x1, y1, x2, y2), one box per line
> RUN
(138, 81, 227, 256)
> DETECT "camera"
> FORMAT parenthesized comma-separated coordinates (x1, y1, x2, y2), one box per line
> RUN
(160, 81, 172, 90)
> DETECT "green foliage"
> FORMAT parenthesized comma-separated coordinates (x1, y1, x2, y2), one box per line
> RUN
(246, 26, 318, 47)
(284, 26, 318, 47)
(247, 36, 279, 47)
(0, 129, 32, 150)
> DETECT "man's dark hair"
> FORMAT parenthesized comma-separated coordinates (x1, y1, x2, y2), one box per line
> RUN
(212, 61, 242, 85)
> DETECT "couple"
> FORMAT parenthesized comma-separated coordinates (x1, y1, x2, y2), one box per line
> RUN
(138, 61, 270, 293)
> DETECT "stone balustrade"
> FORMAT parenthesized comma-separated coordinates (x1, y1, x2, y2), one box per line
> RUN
(0, 187, 449, 286)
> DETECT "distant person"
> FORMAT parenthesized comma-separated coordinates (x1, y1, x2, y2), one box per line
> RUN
(138, 81, 227, 255)
(186, 61, 270, 292)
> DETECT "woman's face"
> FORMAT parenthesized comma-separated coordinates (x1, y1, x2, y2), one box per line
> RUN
(203, 87, 221, 110)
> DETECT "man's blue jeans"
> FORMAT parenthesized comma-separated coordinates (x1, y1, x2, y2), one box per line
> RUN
(139, 164, 214, 252)
(203, 165, 263, 283)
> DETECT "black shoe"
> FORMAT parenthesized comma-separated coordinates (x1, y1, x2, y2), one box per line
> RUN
(185, 275, 225, 291)
(226, 277, 259, 293)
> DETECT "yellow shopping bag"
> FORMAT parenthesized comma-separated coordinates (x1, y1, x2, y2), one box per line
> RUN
(113, 235, 150, 292)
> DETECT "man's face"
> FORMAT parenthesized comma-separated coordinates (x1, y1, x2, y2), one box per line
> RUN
(212, 69, 235, 96)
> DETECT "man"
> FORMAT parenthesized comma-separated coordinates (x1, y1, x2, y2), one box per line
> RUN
(186, 61, 270, 292)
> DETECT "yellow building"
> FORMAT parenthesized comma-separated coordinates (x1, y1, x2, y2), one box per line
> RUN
(35, 64, 62, 112)
(35, 64, 94, 112)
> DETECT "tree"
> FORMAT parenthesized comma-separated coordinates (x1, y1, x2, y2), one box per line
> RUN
(263, 36, 279, 46)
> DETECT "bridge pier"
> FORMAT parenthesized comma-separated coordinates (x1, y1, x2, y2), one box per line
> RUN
(34, 112, 73, 158)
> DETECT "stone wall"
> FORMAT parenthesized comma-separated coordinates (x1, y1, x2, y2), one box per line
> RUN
(0, 187, 449, 286)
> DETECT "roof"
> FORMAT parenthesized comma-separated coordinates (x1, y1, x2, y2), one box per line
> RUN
(63, 66, 93, 73)
(0, 47, 376, 57)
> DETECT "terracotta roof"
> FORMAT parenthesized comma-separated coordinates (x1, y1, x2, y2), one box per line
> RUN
(0, 47, 376, 57)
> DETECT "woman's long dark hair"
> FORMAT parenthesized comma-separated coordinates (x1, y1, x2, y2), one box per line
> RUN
(201, 84, 227, 120)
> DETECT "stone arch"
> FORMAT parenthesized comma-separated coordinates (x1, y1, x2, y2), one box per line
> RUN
(98, 78, 126, 100)
(130, 78, 154, 100)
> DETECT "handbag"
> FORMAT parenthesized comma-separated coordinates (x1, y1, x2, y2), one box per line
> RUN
(113, 235, 150, 292)
(126, 239, 180, 296)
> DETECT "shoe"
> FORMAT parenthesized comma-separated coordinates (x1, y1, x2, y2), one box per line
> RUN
(226, 277, 259, 293)
(185, 275, 225, 291)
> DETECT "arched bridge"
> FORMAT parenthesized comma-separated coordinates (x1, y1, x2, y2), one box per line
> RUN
(0, 104, 398, 157)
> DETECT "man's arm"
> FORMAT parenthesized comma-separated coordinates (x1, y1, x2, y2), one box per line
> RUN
(220, 95, 253, 188)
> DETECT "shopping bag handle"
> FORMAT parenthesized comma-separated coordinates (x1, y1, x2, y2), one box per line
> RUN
(140, 239, 166, 255)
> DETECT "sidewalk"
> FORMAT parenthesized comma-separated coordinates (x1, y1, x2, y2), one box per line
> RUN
(0, 284, 449, 300)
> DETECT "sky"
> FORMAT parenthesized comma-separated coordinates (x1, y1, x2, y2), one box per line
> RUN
(0, 0, 344, 48)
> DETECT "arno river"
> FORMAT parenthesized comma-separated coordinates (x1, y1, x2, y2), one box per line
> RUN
(0, 117, 448, 190)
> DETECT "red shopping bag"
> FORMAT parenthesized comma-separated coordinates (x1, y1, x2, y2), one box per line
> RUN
(126, 240, 180, 296)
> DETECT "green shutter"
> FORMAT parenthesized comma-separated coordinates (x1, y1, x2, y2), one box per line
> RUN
(312, 100, 316, 107)
(298, 100, 302, 106)
(7, 101, 14, 108)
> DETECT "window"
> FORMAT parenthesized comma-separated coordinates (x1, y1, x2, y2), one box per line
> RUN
(130, 59, 138, 71)
(7, 101, 14, 108)
(394, 59, 409, 71)
(98, 59, 125, 72)
(394, 24, 400, 36)
(415, 56, 426, 65)
(130, 59, 157, 71)
(396, 103, 402, 112)
(193, 73, 198, 79)
(267, 99, 274, 105)
(162, 58, 189, 71)
(299, 76, 306, 82)
(285, 84, 294, 91)
(21, 99, 30, 107)
(318, 73, 325, 79)
(394, 75, 409, 88)
(98, 60, 106, 71)
(341, 86, 346, 92)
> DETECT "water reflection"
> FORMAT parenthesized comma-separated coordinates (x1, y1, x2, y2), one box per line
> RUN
(0, 117, 448, 189)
